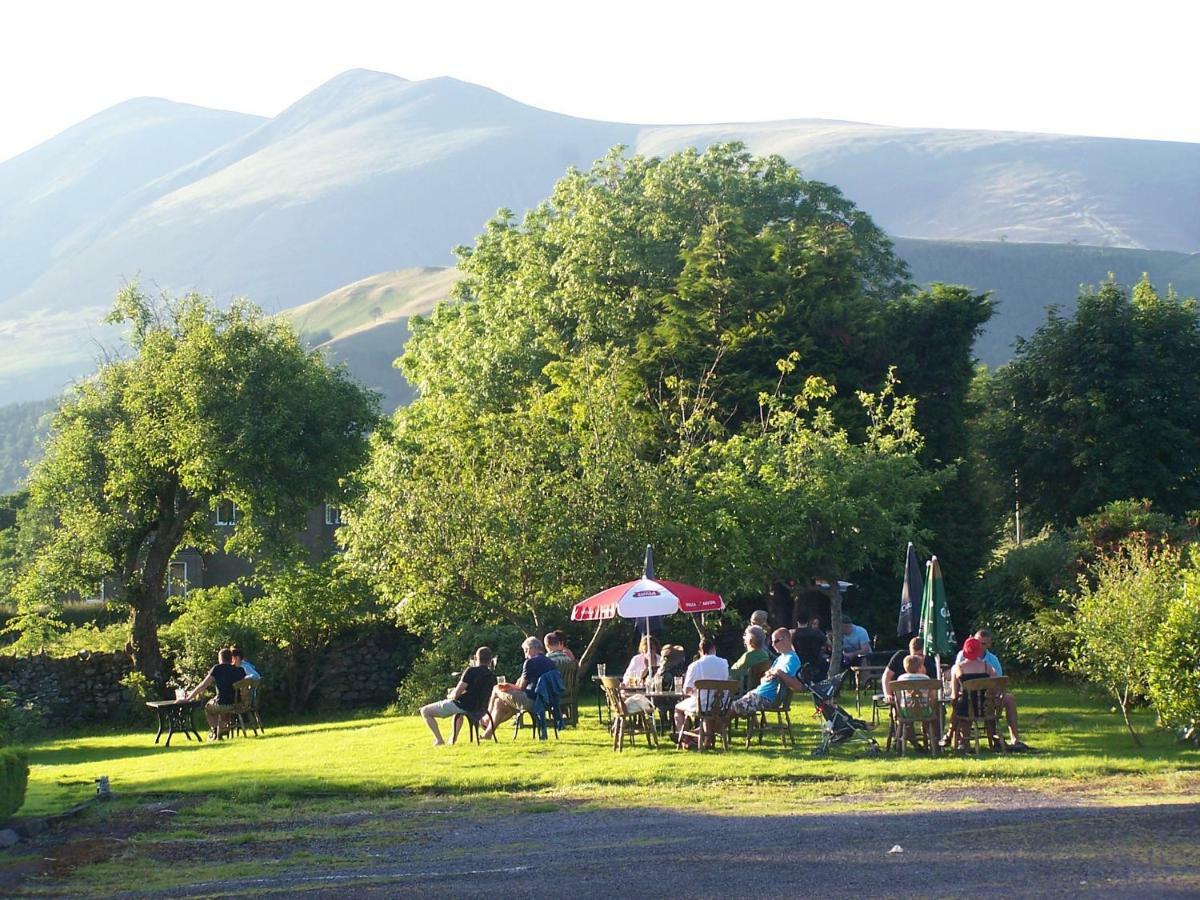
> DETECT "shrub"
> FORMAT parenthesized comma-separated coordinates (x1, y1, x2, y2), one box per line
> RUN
(1069, 542, 1181, 745)
(0, 687, 42, 746)
(1147, 567, 1200, 745)
(0, 747, 28, 821)
(161, 586, 257, 687)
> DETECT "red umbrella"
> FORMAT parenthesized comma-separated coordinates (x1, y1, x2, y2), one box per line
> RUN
(571, 546, 723, 626)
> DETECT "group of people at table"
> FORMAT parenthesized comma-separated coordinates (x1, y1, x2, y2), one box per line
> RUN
(417, 613, 1029, 752)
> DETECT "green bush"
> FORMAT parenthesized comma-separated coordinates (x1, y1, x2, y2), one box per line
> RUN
(0, 747, 28, 821)
(1147, 568, 1200, 744)
(161, 585, 259, 687)
(1070, 543, 1180, 745)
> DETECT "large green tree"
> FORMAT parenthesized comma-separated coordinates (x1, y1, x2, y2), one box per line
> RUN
(977, 277, 1200, 531)
(348, 145, 949, 671)
(14, 287, 379, 683)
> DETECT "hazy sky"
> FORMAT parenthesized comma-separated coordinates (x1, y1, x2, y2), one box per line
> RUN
(2, 0, 1194, 164)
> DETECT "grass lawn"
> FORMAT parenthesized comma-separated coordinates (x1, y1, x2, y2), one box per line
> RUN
(17, 684, 1200, 818)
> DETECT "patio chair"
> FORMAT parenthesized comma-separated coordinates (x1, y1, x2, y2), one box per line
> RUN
(953, 676, 1008, 754)
(677, 679, 738, 751)
(744, 684, 796, 748)
(553, 657, 580, 727)
(453, 708, 497, 744)
(887, 678, 941, 756)
(513, 668, 564, 740)
(600, 676, 658, 751)
(221, 678, 258, 739)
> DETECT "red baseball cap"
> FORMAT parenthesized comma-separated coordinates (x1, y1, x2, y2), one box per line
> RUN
(962, 637, 983, 660)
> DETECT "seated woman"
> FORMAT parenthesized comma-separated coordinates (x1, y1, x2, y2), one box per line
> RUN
(950, 636, 998, 749)
(728, 627, 770, 690)
(622, 635, 661, 685)
(619, 635, 661, 716)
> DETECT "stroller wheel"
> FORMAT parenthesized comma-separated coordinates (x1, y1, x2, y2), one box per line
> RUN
(810, 745, 829, 758)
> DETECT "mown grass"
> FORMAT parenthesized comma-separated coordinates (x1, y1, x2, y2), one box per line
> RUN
(17, 684, 1200, 819)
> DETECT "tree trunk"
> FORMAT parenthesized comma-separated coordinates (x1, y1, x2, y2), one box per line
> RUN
(1118, 685, 1142, 747)
(576, 618, 610, 678)
(827, 579, 845, 678)
(128, 595, 165, 692)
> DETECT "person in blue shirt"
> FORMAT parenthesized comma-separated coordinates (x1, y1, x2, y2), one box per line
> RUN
(953, 628, 1028, 751)
(230, 647, 261, 681)
(731, 629, 801, 716)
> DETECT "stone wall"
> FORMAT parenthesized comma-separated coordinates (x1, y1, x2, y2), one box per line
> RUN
(0, 652, 135, 729)
(309, 625, 413, 710)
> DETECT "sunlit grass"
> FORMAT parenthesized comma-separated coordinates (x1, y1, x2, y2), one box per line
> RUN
(18, 684, 1200, 819)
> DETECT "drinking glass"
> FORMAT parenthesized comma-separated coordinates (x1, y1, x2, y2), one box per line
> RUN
(497, 675, 507, 686)
(673, 677, 684, 693)
(597, 663, 607, 677)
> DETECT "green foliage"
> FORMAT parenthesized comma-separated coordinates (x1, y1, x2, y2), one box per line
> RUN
(13, 286, 380, 682)
(393, 622, 525, 714)
(161, 586, 254, 687)
(352, 145, 958, 651)
(241, 557, 379, 711)
(1147, 566, 1200, 743)
(0, 747, 28, 821)
(1069, 543, 1182, 744)
(118, 670, 156, 708)
(977, 276, 1200, 531)
(0, 687, 41, 747)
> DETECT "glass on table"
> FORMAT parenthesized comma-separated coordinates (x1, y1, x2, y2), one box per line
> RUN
(673, 676, 684, 693)
(597, 663, 607, 677)
(497, 675, 507, 686)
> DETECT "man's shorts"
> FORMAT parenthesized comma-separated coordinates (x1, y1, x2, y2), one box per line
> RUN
(493, 687, 535, 712)
(731, 691, 772, 716)
(675, 695, 698, 716)
(422, 699, 468, 717)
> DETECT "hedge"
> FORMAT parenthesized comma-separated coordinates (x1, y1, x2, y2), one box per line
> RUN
(0, 748, 28, 821)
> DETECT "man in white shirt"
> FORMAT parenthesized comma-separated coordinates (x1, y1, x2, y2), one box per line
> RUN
(672, 638, 729, 735)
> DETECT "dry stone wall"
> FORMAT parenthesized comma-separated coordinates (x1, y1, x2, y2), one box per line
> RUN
(0, 652, 135, 729)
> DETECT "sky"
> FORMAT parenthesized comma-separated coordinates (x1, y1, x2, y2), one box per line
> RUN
(1, 0, 1195, 164)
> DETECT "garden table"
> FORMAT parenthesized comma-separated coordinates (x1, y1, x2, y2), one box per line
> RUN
(849, 665, 887, 714)
(146, 699, 205, 747)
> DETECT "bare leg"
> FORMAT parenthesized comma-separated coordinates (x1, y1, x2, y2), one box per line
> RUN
(1004, 693, 1020, 743)
(420, 703, 446, 746)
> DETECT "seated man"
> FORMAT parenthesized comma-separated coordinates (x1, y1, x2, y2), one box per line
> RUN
(881, 636, 937, 699)
(184, 647, 246, 739)
(481, 637, 556, 738)
(791, 618, 829, 680)
(544, 631, 572, 664)
(731, 629, 800, 717)
(419, 646, 497, 746)
(840, 617, 872, 661)
(953, 628, 1028, 751)
(673, 637, 730, 737)
(230, 646, 261, 681)
(728, 627, 770, 688)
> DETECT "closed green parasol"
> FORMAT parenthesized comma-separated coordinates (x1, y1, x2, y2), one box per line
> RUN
(918, 555, 956, 660)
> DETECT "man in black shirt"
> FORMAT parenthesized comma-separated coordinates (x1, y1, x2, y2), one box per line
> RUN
(420, 647, 497, 746)
(185, 647, 246, 739)
(881, 636, 938, 699)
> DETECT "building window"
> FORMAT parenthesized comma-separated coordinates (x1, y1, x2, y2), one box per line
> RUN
(168, 561, 189, 597)
(84, 583, 106, 604)
(216, 499, 237, 526)
(325, 504, 343, 526)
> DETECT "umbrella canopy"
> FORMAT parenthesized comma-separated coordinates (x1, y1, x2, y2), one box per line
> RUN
(897, 542, 923, 636)
(571, 577, 724, 622)
(918, 555, 956, 657)
(570, 545, 724, 622)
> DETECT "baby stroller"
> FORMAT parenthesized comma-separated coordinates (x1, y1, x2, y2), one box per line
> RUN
(802, 669, 880, 757)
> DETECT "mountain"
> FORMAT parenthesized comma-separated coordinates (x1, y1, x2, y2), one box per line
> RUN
(2, 68, 1199, 404)
(0, 97, 265, 304)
